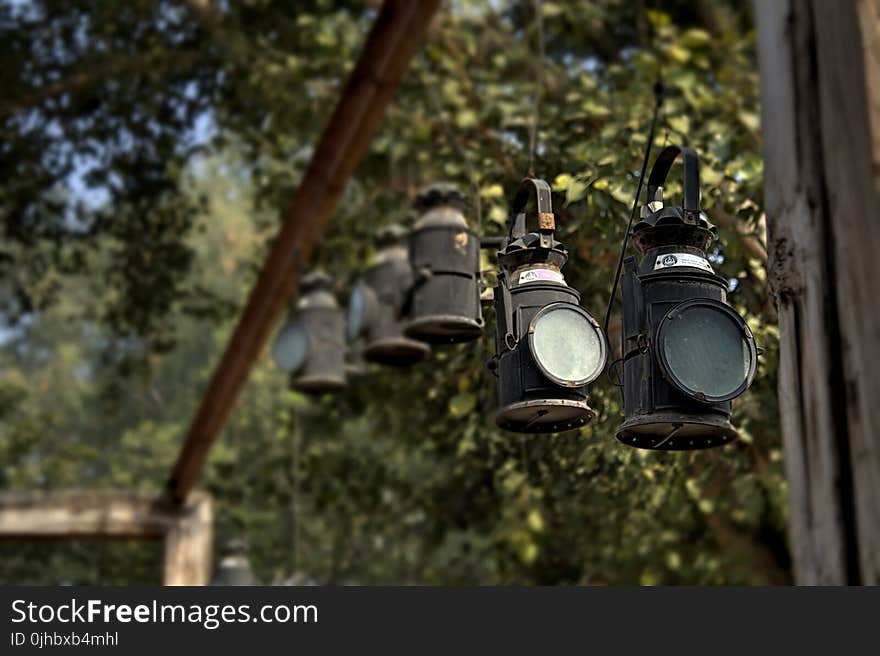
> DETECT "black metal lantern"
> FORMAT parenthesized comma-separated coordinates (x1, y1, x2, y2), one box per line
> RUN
(272, 270, 347, 394)
(489, 178, 608, 433)
(616, 145, 758, 450)
(211, 538, 257, 586)
(403, 183, 484, 343)
(348, 225, 431, 367)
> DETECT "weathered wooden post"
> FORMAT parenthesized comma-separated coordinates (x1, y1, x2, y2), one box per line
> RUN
(755, 0, 880, 584)
(162, 492, 213, 586)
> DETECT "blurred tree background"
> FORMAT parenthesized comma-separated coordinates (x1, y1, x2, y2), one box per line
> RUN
(0, 0, 786, 584)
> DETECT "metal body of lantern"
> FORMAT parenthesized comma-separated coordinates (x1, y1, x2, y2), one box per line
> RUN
(272, 271, 347, 394)
(211, 538, 257, 586)
(616, 145, 758, 450)
(489, 178, 607, 433)
(404, 183, 484, 344)
(350, 225, 430, 367)
(345, 336, 370, 378)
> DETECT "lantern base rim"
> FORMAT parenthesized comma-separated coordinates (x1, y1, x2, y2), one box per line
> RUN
(403, 315, 484, 344)
(363, 337, 431, 367)
(615, 413, 738, 450)
(290, 375, 347, 395)
(496, 398, 593, 434)
(344, 363, 370, 377)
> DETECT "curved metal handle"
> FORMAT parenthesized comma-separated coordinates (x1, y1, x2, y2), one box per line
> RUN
(508, 177, 555, 249)
(645, 145, 701, 222)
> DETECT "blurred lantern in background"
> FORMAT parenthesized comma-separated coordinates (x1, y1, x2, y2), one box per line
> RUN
(616, 145, 758, 450)
(272, 271, 347, 394)
(344, 334, 370, 378)
(488, 178, 607, 433)
(211, 537, 257, 586)
(404, 183, 484, 343)
(348, 225, 430, 367)
(344, 278, 371, 379)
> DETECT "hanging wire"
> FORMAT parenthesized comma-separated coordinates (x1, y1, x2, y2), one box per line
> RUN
(526, 0, 545, 177)
(602, 79, 665, 336)
(423, 65, 483, 229)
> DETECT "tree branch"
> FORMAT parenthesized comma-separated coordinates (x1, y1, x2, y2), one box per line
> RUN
(0, 50, 203, 120)
(176, 0, 223, 34)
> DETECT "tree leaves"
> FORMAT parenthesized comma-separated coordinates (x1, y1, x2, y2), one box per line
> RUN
(449, 392, 476, 418)
(0, 0, 785, 586)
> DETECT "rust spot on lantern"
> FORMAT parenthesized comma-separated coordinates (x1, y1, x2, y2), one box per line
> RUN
(538, 212, 555, 230)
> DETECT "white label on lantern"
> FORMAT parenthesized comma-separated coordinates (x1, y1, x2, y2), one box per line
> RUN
(653, 253, 714, 273)
(518, 268, 564, 285)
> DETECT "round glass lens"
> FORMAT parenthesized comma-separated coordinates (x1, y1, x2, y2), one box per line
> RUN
(531, 306, 604, 385)
(347, 284, 366, 342)
(661, 304, 751, 399)
(272, 320, 308, 373)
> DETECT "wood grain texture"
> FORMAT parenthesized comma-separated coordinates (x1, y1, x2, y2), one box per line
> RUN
(858, 0, 880, 190)
(755, 0, 880, 584)
(812, 0, 880, 583)
(0, 490, 174, 538)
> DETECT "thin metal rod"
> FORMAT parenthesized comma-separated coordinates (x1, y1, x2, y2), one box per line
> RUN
(166, 0, 441, 504)
(526, 0, 545, 177)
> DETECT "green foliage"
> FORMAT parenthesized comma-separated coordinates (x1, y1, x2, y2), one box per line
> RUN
(0, 1, 786, 585)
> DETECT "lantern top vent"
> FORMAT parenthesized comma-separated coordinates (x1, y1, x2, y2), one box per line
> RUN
(374, 223, 409, 248)
(218, 536, 249, 558)
(297, 270, 338, 309)
(632, 145, 717, 253)
(413, 182, 467, 213)
(300, 270, 334, 293)
(497, 177, 568, 273)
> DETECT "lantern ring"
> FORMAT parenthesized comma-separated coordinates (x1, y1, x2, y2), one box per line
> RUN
(655, 298, 758, 404)
(526, 302, 608, 388)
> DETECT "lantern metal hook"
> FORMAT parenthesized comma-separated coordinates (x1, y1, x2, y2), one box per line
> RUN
(509, 177, 555, 249)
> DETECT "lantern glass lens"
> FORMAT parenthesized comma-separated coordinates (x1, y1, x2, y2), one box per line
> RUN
(530, 305, 605, 386)
(272, 320, 308, 373)
(661, 303, 752, 400)
(347, 283, 366, 342)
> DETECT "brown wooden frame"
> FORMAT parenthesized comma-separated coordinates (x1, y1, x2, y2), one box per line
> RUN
(0, 490, 213, 585)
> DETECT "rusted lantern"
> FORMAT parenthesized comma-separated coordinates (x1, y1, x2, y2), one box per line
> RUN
(489, 178, 607, 433)
(211, 537, 257, 586)
(348, 225, 430, 367)
(403, 183, 484, 343)
(616, 145, 758, 450)
(272, 270, 347, 394)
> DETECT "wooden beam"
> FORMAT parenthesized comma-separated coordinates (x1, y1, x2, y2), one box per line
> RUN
(0, 490, 173, 539)
(755, 0, 880, 584)
(166, 0, 441, 503)
(0, 490, 214, 586)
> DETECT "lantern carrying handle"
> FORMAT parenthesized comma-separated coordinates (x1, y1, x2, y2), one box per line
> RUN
(644, 145, 701, 224)
(508, 177, 555, 249)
